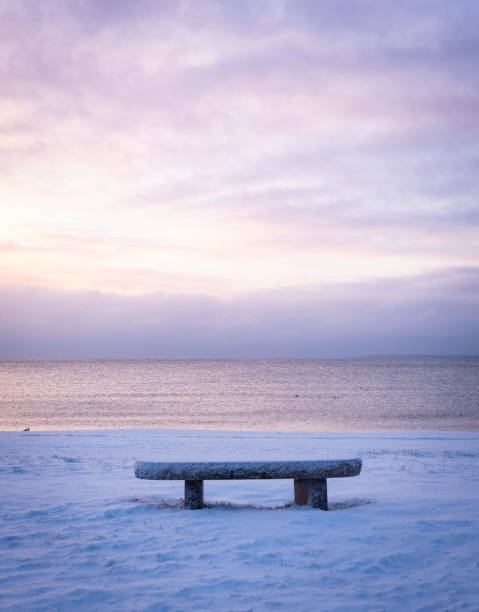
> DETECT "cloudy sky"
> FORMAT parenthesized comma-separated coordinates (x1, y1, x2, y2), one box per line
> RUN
(1, 0, 478, 357)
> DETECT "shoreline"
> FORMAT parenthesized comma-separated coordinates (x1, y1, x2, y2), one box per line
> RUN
(2, 427, 479, 435)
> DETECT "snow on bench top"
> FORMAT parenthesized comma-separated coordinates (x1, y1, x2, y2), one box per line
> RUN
(134, 458, 362, 480)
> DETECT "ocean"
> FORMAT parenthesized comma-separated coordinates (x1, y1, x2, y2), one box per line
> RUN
(0, 357, 478, 431)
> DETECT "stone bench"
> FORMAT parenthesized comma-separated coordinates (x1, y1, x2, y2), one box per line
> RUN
(134, 459, 362, 510)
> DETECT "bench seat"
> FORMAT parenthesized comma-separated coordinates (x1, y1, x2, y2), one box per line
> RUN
(134, 459, 362, 510)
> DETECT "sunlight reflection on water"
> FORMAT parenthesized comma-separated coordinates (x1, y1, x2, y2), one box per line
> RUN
(1, 357, 478, 431)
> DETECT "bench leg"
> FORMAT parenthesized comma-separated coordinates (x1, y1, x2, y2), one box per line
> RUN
(184, 480, 204, 509)
(310, 478, 328, 510)
(294, 479, 328, 509)
(294, 479, 311, 505)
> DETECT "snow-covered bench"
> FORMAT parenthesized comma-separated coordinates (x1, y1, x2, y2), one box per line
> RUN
(134, 459, 362, 510)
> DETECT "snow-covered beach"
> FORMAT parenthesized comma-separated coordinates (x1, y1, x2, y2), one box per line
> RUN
(1, 429, 478, 611)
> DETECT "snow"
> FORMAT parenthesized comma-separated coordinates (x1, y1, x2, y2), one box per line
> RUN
(1, 429, 478, 611)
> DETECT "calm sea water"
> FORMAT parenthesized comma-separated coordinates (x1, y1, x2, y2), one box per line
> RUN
(0, 357, 478, 431)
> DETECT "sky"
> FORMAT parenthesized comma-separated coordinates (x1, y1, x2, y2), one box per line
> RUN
(0, 0, 478, 357)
